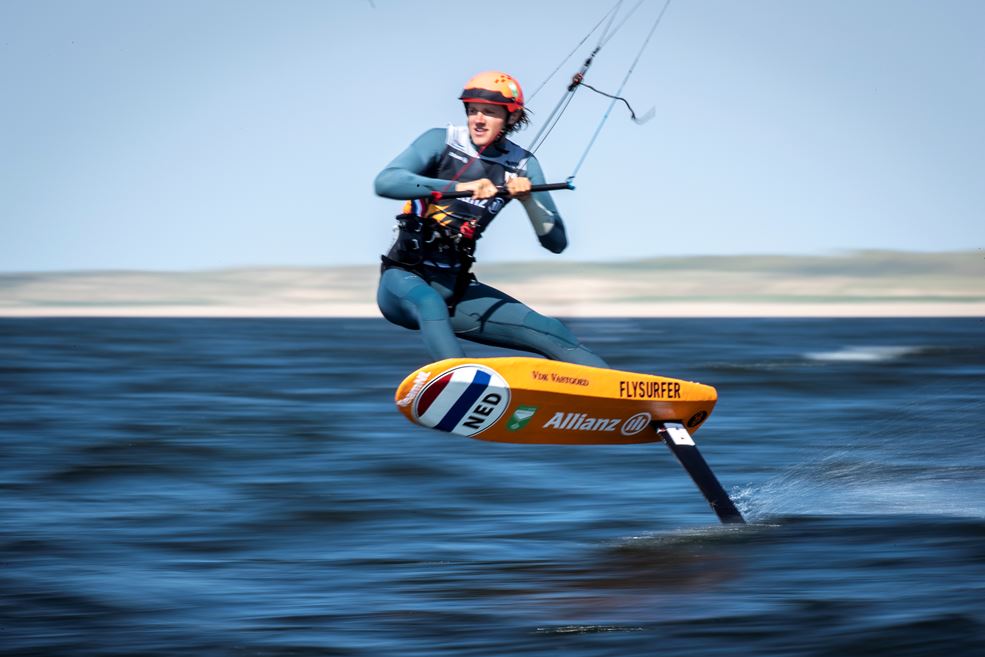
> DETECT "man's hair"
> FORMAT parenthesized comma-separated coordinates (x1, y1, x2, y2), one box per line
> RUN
(505, 108, 532, 135)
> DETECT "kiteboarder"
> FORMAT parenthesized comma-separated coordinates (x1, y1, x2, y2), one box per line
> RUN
(374, 71, 607, 368)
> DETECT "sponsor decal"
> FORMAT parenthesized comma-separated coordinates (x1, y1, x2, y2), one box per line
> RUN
(462, 196, 487, 208)
(687, 411, 708, 428)
(619, 379, 681, 399)
(487, 197, 505, 214)
(506, 405, 538, 432)
(412, 365, 510, 437)
(531, 370, 590, 386)
(542, 412, 620, 433)
(396, 371, 431, 408)
(620, 412, 652, 436)
(541, 410, 651, 435)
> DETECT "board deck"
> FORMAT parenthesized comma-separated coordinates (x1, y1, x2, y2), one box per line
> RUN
(395, 357, 717, 445)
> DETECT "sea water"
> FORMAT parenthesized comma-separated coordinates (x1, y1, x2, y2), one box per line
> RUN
(1, 318, 983, 656)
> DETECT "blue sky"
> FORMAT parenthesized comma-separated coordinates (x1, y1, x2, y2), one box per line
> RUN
(1, 0, 982, 272)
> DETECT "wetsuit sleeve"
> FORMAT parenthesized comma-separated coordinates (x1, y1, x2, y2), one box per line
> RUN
(374, 128, 449, 199)
(519, 156, 568, 254)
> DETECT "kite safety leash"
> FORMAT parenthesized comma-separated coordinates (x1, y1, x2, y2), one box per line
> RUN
(526, 0, 674, 185)
(567, 0, 672, 181)
(415, 0, 674, 202)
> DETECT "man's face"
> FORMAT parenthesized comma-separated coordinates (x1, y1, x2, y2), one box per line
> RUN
(466, 102, 509, 147)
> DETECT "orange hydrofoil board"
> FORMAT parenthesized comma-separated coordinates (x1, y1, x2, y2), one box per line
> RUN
(395, 357, 716, 445)
(394, 357, 744, 524)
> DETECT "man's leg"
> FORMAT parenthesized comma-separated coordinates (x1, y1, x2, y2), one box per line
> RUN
(450, 279, 608, 367)
(377, 268, 465, 360)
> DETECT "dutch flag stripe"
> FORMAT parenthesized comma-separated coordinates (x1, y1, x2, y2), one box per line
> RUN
(416, 367, 481, 426)
(416, 371, 453, 416)
(434, 369, 492, 432)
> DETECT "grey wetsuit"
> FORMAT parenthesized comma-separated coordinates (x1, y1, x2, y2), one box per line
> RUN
(374, 125, 607, 368)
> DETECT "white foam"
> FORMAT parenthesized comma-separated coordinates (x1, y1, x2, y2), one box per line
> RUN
(732, 465, 985, 521)
(804, 345, 921, 363)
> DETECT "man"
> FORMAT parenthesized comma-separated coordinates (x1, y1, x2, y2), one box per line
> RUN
(375, 71, 606, 368)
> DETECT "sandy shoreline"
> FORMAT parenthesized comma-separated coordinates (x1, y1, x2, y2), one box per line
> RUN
(3, 252, 982, 318)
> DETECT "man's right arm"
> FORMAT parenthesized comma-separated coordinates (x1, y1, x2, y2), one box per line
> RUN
(374, 128, 449, 199)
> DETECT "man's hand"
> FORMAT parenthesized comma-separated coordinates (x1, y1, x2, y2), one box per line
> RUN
(455, 178, 498, 200)
(505, 176, 532, 199)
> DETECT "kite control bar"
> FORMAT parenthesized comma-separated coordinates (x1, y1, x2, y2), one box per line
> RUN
(428, 180, 575, 201)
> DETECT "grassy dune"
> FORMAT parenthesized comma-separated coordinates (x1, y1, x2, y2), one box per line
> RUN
(2, 251, 983, 317)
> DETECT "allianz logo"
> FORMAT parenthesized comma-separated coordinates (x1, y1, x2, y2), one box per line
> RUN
(542, 411, 651, 436)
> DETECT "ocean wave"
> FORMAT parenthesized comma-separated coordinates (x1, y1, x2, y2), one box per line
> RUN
(804, 345, 922, 363)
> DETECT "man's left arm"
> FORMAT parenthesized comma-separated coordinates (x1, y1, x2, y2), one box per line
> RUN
(517, 157, 568, 254)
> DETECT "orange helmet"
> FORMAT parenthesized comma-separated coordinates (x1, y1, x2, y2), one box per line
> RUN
(459, 71, 524, 113)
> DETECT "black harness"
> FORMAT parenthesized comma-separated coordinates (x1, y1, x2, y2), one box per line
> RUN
(380, 214, 478, 312)
(379, 126, 532, 311)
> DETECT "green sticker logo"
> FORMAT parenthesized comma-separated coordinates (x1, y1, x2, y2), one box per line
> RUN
(506, 405, 538, 431)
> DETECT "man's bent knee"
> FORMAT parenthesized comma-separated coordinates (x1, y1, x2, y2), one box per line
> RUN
(522, 312, 580, 348)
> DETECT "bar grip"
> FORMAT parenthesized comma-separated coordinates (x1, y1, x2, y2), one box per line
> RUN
(428, 181, 574, 200)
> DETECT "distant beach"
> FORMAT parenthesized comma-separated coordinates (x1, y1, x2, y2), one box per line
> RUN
(2, 251, 983, 318)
